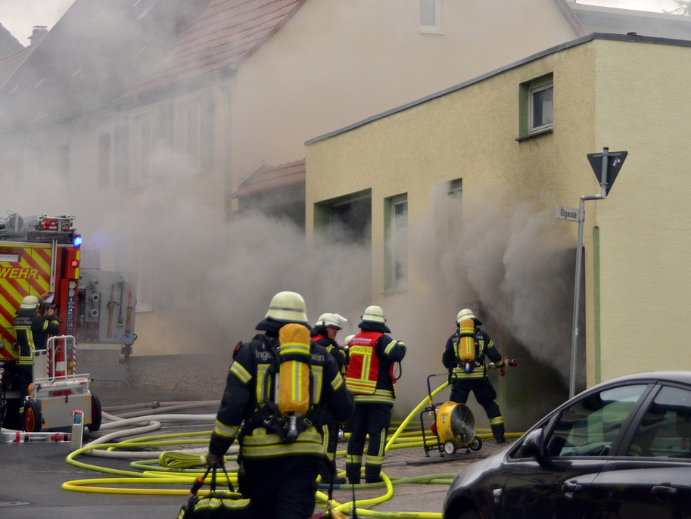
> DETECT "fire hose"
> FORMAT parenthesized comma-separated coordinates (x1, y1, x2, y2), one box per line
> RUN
(62, 387, 524, 518)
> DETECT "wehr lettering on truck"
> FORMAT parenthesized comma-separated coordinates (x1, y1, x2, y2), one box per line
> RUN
(0, 267, 39, 279)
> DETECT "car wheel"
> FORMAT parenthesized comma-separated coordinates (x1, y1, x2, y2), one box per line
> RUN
(87, 393, 102, 432)
(23, 400, 42, 432)
(456, 511, 480, 519)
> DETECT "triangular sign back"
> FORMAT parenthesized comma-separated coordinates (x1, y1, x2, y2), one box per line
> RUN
(587, 151, 627, 196)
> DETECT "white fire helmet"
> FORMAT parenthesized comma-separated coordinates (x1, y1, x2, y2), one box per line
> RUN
(315, 313, 342, 330)
(361, 305, 386, 324)
(20, 295, 40, 310)
(265, 291, 308, 324)
(343, 335, 355, 347)
(456, 308, 482, 326)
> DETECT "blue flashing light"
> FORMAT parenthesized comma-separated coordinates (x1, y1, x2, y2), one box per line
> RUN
(73, 236, 82, 247)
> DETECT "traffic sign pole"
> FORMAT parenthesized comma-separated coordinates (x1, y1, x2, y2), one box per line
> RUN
(568, 147, 627, 398)
(569, 194, 601, 399)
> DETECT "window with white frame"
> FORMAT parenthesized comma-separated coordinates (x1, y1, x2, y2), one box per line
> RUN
(420, 0, 442, 34)
(98, 133, 111, 188)
(518, 74, 553, 140)
(131, 113, 153, 186)
(529, 79, 553, 133)
(386, 194, 408, 289)
(176, 97, 202, 172)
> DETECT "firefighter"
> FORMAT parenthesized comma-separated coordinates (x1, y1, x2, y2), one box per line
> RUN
(311, 312, 348, 484)
(13, 294, 60, 415)
(442, 308, 506, 443)
(205, 291, 354, 519)
(345, 305, 406, 484)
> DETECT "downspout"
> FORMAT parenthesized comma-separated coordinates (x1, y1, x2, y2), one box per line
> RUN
(214, 65, 237, 221)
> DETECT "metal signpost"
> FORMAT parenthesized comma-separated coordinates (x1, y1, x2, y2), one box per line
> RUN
(560, 147, 627, 398)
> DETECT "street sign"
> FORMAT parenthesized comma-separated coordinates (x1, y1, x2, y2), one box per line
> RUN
(556, 206, 579, 222)
(587, 149, 627, 197)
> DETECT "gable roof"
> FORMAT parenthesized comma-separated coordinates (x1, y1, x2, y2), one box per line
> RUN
(233, 158, 305, 198)
(0, 0, 212, 131)
(0, 23, 24, 59)
(0, 47, 31, 87)
(123, 0, 306, 99)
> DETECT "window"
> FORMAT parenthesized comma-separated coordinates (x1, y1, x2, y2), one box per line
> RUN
(433, 178, 463, 257)
(59, 144, 70, 178)
(385, 194, 408, 289)
(131, 114, 152, 186)
(98, 134, 111, 188)
(629, 386, 691, 458)
(420, 0, 442, 34)
(545, 384, 646, 457)
(530, 81, 553, 133)
(518, 74, 553, 140)
(176, 97, 202, 172)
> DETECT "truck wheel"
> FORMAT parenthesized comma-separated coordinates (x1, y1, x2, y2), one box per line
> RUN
(23, 400, 42, 432)
(87, 393, 102, 432)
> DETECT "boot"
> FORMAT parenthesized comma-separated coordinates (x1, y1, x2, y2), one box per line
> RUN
(491, 423, 506, 444)
(345, 465, 360, 485)
(321, 470, 347, 485)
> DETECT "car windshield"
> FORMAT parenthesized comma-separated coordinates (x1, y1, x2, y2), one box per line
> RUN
(543, 384, 647, 457)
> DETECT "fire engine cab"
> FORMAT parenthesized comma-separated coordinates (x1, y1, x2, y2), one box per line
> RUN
(0, 212, 102, 433)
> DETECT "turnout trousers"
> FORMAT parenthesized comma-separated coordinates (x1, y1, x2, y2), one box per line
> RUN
(239, 455, 321, 519)
(450, 377, 505, 442)
(345, 403, 391, 483)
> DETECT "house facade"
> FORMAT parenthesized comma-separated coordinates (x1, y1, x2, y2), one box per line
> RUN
(306, 34, 691, 425)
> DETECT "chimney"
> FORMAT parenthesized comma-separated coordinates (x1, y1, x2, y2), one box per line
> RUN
(29, 26, 48, 46)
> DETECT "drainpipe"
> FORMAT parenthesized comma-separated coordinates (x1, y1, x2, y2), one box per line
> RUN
(214, 65, 236, 221)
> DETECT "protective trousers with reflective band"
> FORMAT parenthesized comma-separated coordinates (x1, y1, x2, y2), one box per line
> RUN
(346, 403, 391, 483)
(450, 377, 505, 441)
(240, 455, 321, 519)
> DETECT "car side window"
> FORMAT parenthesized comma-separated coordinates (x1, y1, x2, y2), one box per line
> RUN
(544, 385, 647, 457)
(628, 386, 691, 458)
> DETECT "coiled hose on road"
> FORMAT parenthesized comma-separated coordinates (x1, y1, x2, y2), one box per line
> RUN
(62, 381, 523, 518)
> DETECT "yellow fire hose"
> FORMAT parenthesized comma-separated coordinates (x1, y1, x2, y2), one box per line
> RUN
(62, 381, 523, 518)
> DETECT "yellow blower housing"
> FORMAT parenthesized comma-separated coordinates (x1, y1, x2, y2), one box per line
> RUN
(458, 318, 476, 362)
(435, 401, 480, 455)
(278, 323, 311, 416)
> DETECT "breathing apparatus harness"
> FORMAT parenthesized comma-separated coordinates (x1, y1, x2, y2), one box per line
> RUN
(235, 334, 322, 444)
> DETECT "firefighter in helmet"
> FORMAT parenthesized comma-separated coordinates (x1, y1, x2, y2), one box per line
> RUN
(205, 291, 353, 519)
(442, 308, 506, 443)
(311, 312, 348, 484)
(345, 305, 406, 484)
(13, 294, 60, 416)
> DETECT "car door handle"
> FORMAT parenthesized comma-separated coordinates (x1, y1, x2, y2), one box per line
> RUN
(652, 485, 678, 497)
(562, 482, 582, 493)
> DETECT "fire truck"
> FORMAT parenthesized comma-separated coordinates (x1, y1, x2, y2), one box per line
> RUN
(0, 212, 127, 433)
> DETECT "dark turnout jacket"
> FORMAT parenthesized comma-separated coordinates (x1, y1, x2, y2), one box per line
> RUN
(209, 319, 354, 460)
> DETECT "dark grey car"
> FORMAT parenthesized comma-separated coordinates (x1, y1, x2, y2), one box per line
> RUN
(442, 371, 691, 519)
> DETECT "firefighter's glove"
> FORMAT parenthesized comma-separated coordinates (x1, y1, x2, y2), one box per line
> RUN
(204, 452, 221, 468)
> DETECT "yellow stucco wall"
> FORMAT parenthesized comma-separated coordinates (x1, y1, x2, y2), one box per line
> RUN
(307, 36, 691, 390)
(592, 39, 691, 381)
(229, 0, 575, 185)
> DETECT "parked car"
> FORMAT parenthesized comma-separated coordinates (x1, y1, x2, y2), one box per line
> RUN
(442, 371, 691, 519)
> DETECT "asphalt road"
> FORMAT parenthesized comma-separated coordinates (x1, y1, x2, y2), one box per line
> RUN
(0, 383, 513, 519)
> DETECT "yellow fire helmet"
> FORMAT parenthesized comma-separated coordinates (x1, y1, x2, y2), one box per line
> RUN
(20, 295, 40, 310)
(265, 291, 309, 324)
(361, 305, 386, 324)
(456, 308, 482, 326)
